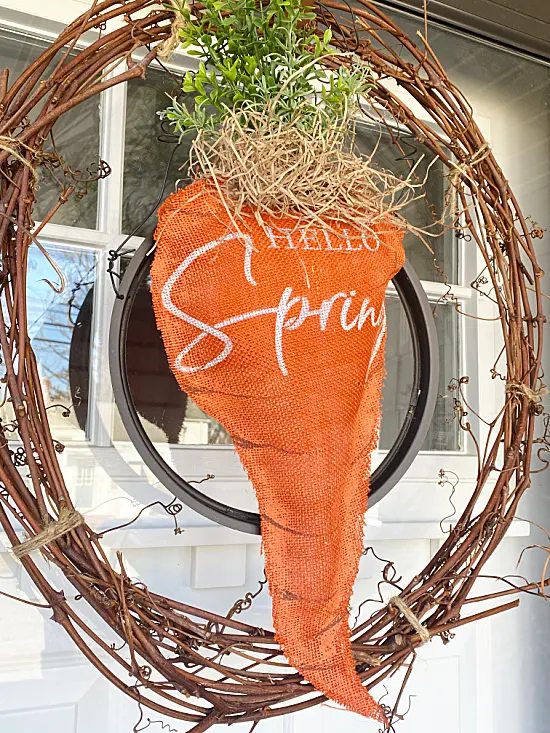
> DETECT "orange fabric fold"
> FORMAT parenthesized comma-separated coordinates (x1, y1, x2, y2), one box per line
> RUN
(151, 179, 405, 721)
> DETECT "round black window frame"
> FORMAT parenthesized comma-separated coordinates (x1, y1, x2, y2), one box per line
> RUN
(109, 236, 440, 535)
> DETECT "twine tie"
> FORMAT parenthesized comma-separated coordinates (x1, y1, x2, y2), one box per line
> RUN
(506, 380, 548, 405)
(389, 596, 431, 645)
(0, 135, 39, 182)
(156, 1, 190, 62)
(12, 507, 84, 559)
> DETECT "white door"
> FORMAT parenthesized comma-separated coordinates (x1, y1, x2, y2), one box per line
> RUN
(0, 3, 549, 733)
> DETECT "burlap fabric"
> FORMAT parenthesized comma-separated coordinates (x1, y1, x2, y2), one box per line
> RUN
(151, 179, 405, 721)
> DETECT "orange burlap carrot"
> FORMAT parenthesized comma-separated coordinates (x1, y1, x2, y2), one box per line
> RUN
(151, 179, 405, 722)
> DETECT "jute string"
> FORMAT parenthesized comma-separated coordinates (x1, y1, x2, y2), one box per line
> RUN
(506, 380, 548, 405)
(446, 142, 491, 220)
(388, 596, 431, 645)
(448, 142, 491, 186)
(0, 135, 39, 182)
(12, 507, 84, 559)
(156, 1, 190, 62)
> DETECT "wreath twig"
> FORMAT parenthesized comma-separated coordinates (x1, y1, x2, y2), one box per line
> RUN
(0, 2, 546, 731)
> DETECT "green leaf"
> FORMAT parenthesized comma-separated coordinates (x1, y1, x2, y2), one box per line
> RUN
(160, 0, 372, 135)
(182, 71, 195, 93)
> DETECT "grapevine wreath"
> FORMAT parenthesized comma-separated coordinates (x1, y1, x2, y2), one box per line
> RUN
(0, 1, 547, 731)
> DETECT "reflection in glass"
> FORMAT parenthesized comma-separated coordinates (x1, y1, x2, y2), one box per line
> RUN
(0, 244, 96, 442)
(111, 261, 232, 445)
(381, 298, 460, 452)
(355, 122, 456, 284)
(123, 71, 194, 238)
(0, 29, 100, 229)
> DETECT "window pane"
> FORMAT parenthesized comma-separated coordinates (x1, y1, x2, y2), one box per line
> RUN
(403, 16, 550, 242)
(381, 298, 461, 452)
(355, 123, 456, 284)
(111, 259, 232, 445)
(123, 70, 193, 238)
(0, 244, 97, 442)
(0, 29, 100, 229)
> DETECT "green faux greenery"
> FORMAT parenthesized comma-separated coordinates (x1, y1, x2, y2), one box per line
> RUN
(162, 0, 372, 136)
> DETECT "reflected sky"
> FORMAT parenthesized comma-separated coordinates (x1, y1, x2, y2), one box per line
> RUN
(26, 244, 97, 441)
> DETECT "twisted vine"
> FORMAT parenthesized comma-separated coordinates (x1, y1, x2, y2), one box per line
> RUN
(0, 2, 546, 730)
